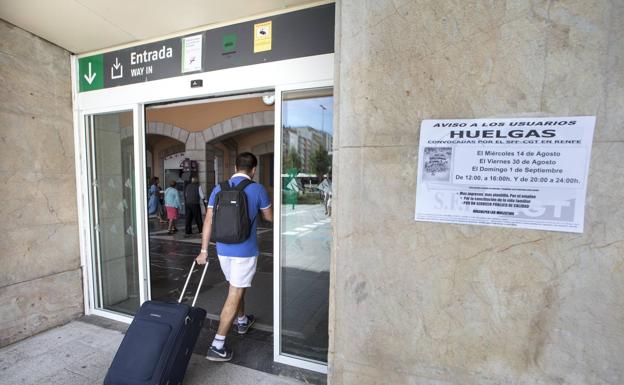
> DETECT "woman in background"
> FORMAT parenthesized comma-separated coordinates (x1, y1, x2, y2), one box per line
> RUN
(164, 180, 181, 234)
(148, 177, 166, 223)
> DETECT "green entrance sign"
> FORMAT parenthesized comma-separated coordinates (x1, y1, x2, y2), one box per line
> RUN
(78, 55, 104, 92)
(222, 34, 237, 53)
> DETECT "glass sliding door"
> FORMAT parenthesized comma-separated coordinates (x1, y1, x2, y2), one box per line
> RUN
(276, 86, 333, 371)
(84, 107, 148, 316)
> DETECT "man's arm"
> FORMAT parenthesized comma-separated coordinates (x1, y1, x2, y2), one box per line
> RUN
(195, 207, 213, 264)
(259, 185, 273, 223)
(261, 207, 273, 223)
(198, 185, 205, 204)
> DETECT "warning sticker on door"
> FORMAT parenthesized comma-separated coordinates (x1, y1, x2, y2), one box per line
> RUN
(254, 21, 272, 53)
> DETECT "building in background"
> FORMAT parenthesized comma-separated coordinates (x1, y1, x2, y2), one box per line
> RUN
(283, 125, 333, 173)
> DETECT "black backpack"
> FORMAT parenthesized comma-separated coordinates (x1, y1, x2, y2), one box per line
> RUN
(211, 179, 254, 244)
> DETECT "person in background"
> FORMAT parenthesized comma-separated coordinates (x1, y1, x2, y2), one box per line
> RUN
(157, 178, 167, 222)
(319, 175, 332, 216)
(148, 177, 165, 223)
(164, 180, 181, 235)
(184, 177, 204, 237)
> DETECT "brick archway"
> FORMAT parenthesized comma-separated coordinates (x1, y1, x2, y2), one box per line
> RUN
(145, 121, 190, 143)
(197, 111, 274, 193)
(200, 111, 274, 144)
(145, 113, 274, 194)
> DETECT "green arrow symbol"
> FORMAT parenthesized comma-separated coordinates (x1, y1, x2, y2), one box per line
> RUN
(84, 62, 97, 84)
(79, 54, 103, 92)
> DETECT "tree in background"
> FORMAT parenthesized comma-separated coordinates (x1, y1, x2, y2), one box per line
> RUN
(309, 146, 331, 180)
(284, 146, 302, 171)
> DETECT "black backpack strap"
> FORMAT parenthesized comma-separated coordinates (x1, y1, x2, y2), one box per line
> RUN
(213, 182, 230, 206)
(236, 179, 258, 226)
(234, 179, 254, 191)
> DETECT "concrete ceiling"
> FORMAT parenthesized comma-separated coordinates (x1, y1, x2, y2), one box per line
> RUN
(0, 0, 320, 54)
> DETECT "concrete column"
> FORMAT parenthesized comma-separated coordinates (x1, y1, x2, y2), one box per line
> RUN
(185, 132, 208, 195)
(331, 1, 624, 384)
(229, 153, 237, 176)
(0, 19, 83, 347)
(205, 144, 216, 194)
(215, 148, 225, 184)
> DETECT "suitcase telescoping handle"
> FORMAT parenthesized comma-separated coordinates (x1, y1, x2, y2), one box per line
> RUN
(178, 260, 209, 307)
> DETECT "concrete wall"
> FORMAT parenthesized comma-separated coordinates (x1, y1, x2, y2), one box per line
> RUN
(0, 20, 82, 347)
(330, 1, 623, 384)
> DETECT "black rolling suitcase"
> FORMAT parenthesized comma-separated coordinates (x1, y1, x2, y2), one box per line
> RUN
(104, 261, 209, 385)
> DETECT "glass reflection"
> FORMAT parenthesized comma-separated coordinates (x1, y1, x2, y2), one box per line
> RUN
(280, 89, 333, 363)
(89, 111, 140, 315)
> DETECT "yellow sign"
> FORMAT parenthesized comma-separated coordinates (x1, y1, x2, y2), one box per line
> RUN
(254, 21, 272, 53)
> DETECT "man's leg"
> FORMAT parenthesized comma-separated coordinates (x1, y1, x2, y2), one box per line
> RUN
(184, 204, 193, 235)
(231, 257, 257, 335)
(208, 257, 256, 361)
(194, 204, 203, 233)
(217, 285, 245, 337)
(206, 284, 242, 361)
(234, 292, 255, 334)
(237, 294, 245, 318)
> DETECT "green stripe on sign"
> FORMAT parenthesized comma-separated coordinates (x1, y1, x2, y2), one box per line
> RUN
(78, 55, 104, 92)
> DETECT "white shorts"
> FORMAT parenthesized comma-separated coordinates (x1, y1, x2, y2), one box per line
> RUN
(218, 256, 258, 288)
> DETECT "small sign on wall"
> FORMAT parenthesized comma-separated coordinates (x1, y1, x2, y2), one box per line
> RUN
(254, 21, 272, 53)
(181, 34, 203, 73)
(414, 116, 596, 233)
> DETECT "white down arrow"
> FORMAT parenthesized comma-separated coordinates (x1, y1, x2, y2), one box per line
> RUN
(84, 62, 96, 84)
(111, 58, 123, 79)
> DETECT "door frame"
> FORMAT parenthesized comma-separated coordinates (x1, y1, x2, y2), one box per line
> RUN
(72, 51, 333, 373)
(77, 104, 149, 324)
(273, 80, 333, 374)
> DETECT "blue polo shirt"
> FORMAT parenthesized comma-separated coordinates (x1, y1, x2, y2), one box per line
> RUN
(208, 174, 271, 257)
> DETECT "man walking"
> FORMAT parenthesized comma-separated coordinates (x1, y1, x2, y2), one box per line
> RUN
(195, 152, 272, 361)
(184, 177, 204, 237)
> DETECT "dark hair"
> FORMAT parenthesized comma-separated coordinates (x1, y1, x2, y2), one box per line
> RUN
(169, 180, 176, 187)
(235, 152, 258, 172)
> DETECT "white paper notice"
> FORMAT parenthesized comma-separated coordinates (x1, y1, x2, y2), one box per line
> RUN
(181, 34, 203, 73)
(414, 116, 596, 233)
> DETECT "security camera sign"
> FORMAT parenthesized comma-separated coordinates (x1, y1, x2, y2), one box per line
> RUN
(254, 21, 272, 53)
(414, 116, 596, 233)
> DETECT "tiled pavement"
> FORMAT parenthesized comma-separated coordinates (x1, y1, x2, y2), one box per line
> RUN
(0, 317, 325, 385)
